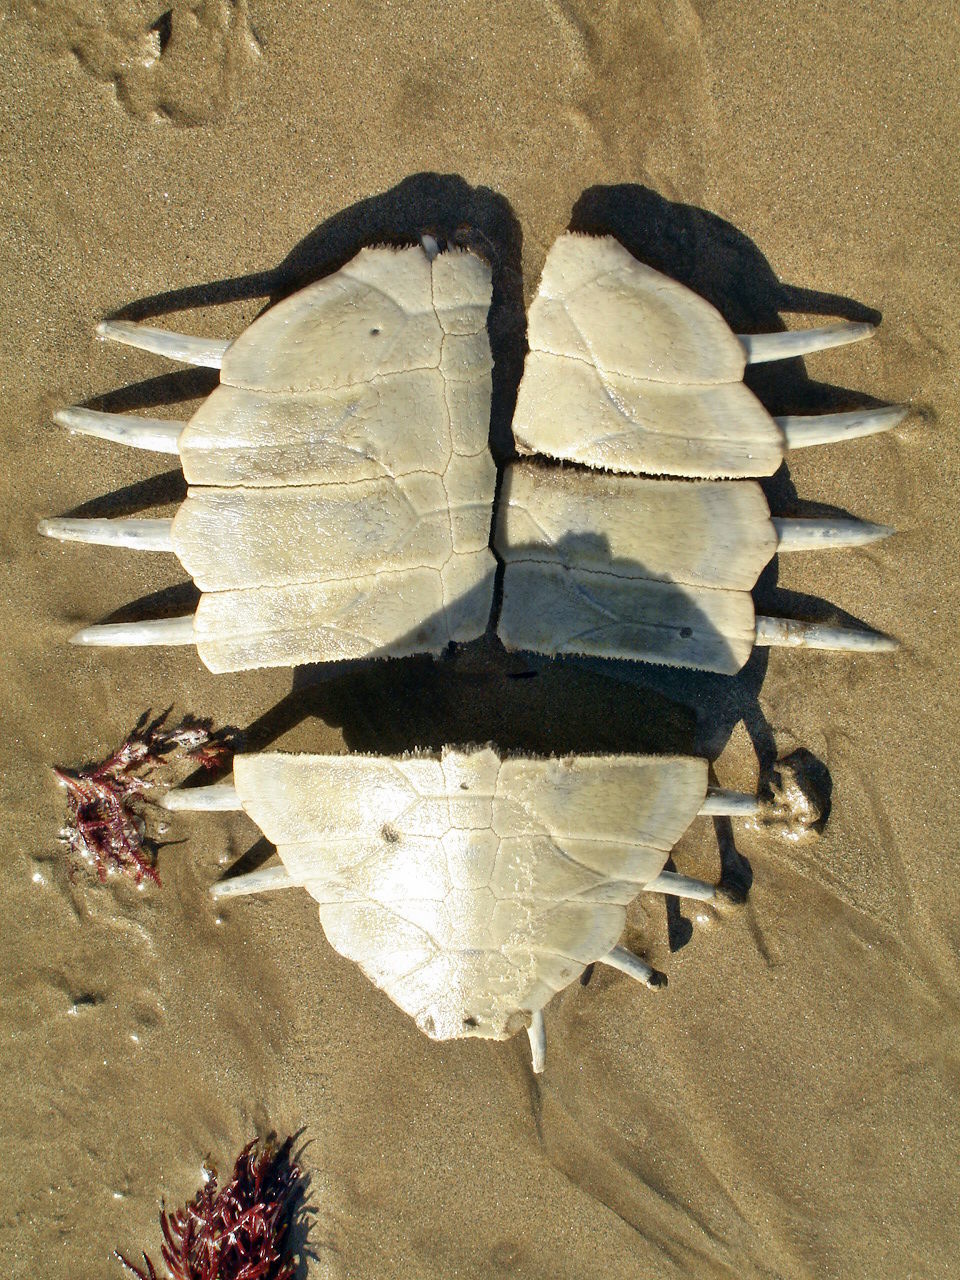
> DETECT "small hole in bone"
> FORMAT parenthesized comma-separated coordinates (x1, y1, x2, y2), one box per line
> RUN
(679, 626, 693, 638)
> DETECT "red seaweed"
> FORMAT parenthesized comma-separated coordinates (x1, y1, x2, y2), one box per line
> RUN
(55, 708, 234, 886)
(115, 1136, 303, 1280)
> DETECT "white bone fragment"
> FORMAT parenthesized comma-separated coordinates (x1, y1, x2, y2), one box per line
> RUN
(170, 470, 492, 591)
(498, 561, 757, 675)
(754, 616, 897, 652)
(600, 946, 663, 988)
(772, 517, 893, 550)
(162, 780, 241, 811)
(496, 462, 777, 591)
(513, 351, 785, 479)
(51, 246, 498, 670)
(192, 553, 494, 672)
(189, 747, 711, 1060)
(527, 1010, 546, 1074)
(699, 788, 761, 817)
(643, 870, 716, 901)
(97, 320, 229, 368)
(528, 232, 747, 385)
(54, 406, 184, 453)
(495, 462, 897, 673)
(738, 322, 875, 364)
(219, 248, 487, 393)
(70, 616, 196, 646)
(38, 518, 175, 552)
(211, 865, 294, 897)
(777, 405, 908, 449)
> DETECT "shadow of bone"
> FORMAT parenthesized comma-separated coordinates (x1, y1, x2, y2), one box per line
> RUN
(188, 547, 713, 902)
(229, 526, 751, 762)
(96, 172, 527, 463)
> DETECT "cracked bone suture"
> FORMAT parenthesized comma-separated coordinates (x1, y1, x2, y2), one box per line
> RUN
(163, 747, 758, 1072)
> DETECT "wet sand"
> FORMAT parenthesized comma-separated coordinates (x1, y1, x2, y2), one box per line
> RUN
(2, 2, 958, 1277)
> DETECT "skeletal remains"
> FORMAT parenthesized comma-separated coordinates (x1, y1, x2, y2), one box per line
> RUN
(164, 747, 762, 1071)
(42, 230, 905, 1069)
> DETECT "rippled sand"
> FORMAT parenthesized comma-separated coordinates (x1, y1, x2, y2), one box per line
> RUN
(2, 2, 958, 1277)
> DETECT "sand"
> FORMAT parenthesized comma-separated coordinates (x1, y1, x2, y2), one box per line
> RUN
(1, 1, 958, 1276)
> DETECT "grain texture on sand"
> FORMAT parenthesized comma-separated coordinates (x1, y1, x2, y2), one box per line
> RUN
(2, 2, 958, 1278)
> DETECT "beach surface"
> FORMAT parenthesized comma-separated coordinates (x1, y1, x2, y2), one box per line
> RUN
(1, 2, 958, 1276)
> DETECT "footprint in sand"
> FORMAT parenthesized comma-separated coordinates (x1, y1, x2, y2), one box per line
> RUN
(12, 0, 262, 125)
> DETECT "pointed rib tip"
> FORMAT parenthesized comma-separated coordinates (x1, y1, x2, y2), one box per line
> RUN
(161, 780, 241, 811)
(879, 404, 911, 432)
(772, 516, 897, 551)
(873, 632, 899, 653)
(742, 319, 881, 364)
(841, 625, 899, 653)
(870, 523, 897, 544)
(52, 410, 94, 441)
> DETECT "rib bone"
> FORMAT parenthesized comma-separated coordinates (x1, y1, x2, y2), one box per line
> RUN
(778, 405, 908, 449)
(38, 518, 175, 551)
(54, 406, 184, 453)
(644, 870, 716, 901)
(163, 781, 242, 811)
(755, 615, 897, 652)
(601, 945, 664, 989)
(70, 616, 196, 647)
(772, 517, 894, 550)
(526, 1010, 546, 1074)
(210, 865, 296, 899)
(699, 788, 762, 817)
(97, 320, 229, 368)
(738, 321, 875, 363)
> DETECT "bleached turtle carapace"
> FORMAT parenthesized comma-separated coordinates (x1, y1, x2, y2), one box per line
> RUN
(163, 745, 764, 1072)
(495, 232, 905, 673)
(40, 243, 497, 672)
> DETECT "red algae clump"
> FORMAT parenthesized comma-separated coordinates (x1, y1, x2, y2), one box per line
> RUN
(55, 708, 234, 886)
(115, 1136, 304, 1280)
